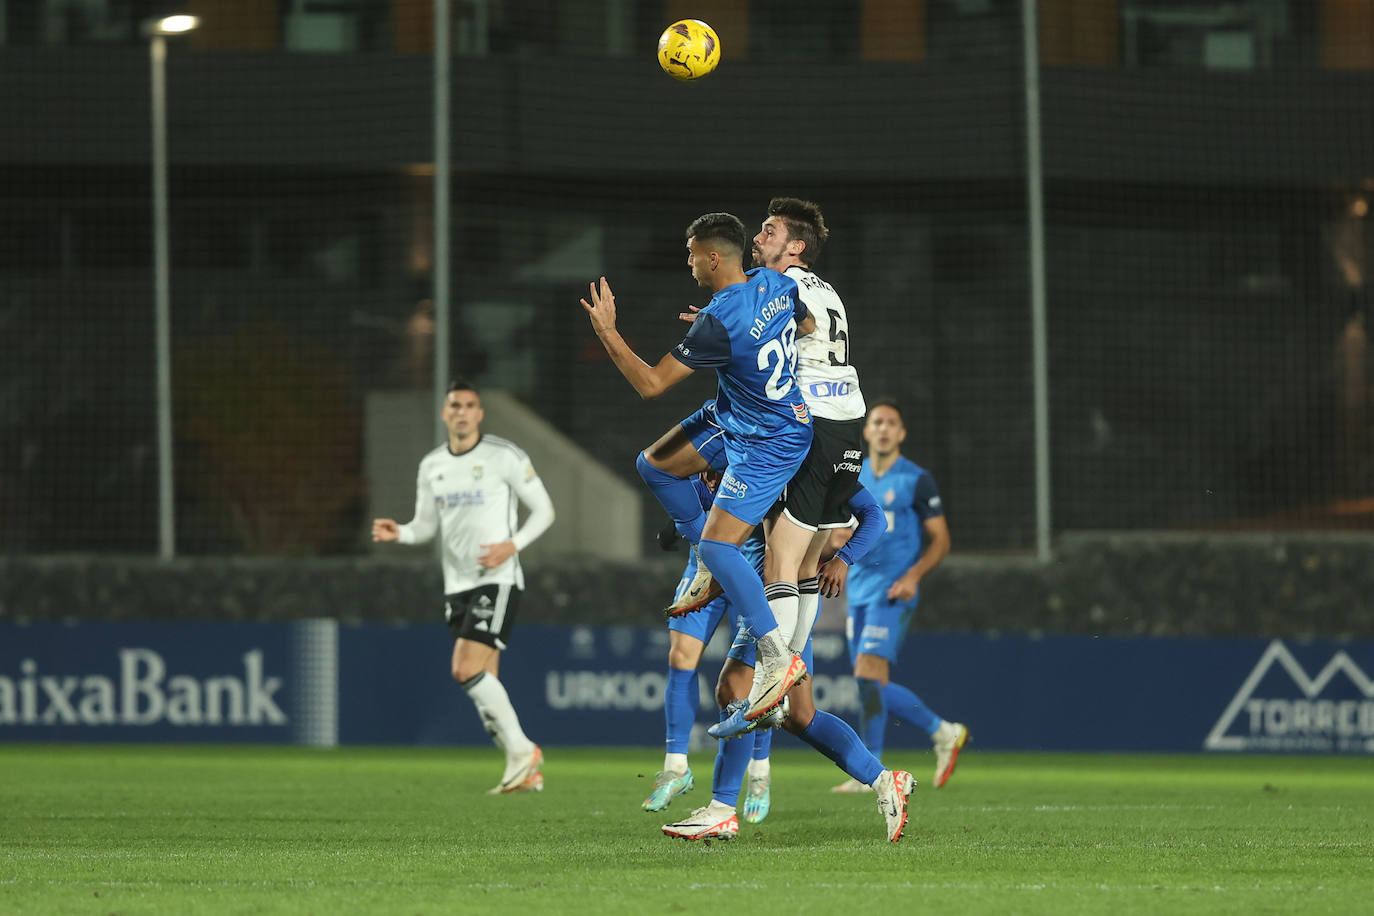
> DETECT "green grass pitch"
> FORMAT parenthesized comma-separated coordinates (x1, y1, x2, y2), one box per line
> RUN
(2, 745, 1371, 915)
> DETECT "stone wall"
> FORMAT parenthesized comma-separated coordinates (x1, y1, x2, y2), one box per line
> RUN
(3, 533, 1371, 639)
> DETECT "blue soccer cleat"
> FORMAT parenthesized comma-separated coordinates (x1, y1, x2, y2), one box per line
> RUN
(742, 772, 771, 824)
(642, 768, 694, 812)
(708, 700, 752, 740)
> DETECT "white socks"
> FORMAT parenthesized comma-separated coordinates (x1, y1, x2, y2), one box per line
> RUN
(462, 672, 535, 758)
(664, 752, 689, 774)
(793, 576, 820, 654)
(765, 581, 801, 646)
(747, 757, 771, 779)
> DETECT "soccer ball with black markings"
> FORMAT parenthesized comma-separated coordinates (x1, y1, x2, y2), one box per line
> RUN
(657, 19, 720, 82)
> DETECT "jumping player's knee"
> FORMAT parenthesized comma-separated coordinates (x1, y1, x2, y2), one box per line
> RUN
(667, 646, 700, 670)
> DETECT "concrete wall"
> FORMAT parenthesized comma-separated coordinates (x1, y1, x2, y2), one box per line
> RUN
(5, 533, 1371, 638)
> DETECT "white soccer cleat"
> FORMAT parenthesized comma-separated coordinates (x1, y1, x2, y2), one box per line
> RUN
(489, 744, 543, 795)
(663, 545, 723, 618)
(743, 638, 807, 723)
(873, 769, 915, 842)
(830, 777, 874, 794)
(662, 801, 739, 841)
(932, 722, 970, 788)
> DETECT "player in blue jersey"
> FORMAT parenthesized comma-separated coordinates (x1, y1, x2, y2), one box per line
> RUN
(830, 400, 969, 792)
(642, 466, 775, 823)
(662, 482, 915, 842)
(580, 212, 811, 726)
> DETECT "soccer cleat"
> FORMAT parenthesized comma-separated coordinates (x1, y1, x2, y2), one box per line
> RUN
(874, 769, 916, 842)
(663, 546, 722, 618)
(513, 770, 544, 793)
(932, 722, 970, 788)
(753, 695, 790, 731)
(708, 699, 750, 740)
(489, 744, 543, 795)
(830, 777, 874, 794)
(662, 802, 739, 841)
(742, 774, 771, 824)
(642, 768, 694, 812)
(743, 650, 807, 723)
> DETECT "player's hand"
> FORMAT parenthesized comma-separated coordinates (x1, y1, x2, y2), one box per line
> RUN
(478, 540, 517, 568)
(817, 556, 850, 598)
(677, 304, 702, 323)
(371, 518, 400, 542)
(886, 574, 918, 603)
(579, 277, 618, 335)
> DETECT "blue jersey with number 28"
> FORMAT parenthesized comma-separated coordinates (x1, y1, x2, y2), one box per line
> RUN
(671, 267, 811, 438)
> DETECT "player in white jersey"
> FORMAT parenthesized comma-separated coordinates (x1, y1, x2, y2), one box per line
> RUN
(372, 379, 556, 794)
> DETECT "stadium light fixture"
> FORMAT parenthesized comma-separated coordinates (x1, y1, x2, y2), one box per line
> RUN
(144, 13, 199, 559)
(143, 15, 200, 36)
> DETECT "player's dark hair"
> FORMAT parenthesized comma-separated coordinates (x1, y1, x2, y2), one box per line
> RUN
(686, 212, 748, 270)
(767, 197, 829, 264)
(447, 377, 479, 395)
(866, 398, 904, 423)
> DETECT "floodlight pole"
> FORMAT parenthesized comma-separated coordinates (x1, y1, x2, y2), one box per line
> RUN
(150, 30, 175, 560)
(433, 0, 451, 439)
(144, 15, 198, 560)
(1022, 0, 1052, 563)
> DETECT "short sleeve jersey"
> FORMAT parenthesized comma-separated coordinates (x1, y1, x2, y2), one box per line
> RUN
(786, 265, 866, 422)
(671, 268, 811, 438)
(846, 456, 944, 607)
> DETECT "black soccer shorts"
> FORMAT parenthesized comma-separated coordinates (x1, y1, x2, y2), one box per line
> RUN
(444, 583, 521, 650)
(778, 415, 865, 530)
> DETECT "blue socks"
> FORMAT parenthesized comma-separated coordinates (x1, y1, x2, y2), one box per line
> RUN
(636, 453, 705, 544)
(712, 706, 753, 807)
(698, 539, 779, 637)
(751, 726, 773, 761)
(665, 667, 698, 755)
(799, 710, 883, 786)
(856, 677, 888, 762)
(882, 680, 942, 736)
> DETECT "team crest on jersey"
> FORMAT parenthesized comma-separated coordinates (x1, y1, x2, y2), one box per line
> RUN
(884, 488, 896, 506)
(472, 465, 483, 480)
(791, 402, 811, 424)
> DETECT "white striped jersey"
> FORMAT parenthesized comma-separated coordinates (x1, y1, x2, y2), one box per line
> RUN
(397, 434, 555, 594)
(786, 265, 866, 422)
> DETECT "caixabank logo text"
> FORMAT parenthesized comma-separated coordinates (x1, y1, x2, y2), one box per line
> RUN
(1205, 640, 1374, 754)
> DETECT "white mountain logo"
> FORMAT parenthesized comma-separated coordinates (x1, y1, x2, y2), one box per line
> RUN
(1204, 640, 1374, 753)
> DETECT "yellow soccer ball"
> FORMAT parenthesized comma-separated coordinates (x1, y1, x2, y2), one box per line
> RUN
(657, 19, 721, 81)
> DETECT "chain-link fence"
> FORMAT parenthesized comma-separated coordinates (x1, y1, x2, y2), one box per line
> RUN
(2, 0, 1370, 564)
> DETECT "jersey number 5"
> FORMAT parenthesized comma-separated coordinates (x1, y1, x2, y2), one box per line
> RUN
(758, 320, 799, 400)
(826, 307, 849, 367)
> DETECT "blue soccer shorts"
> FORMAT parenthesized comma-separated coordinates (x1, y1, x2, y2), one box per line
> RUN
(680, 400, 812, 527)
(680, 400, 728, 471)
(715, 424, 811, 527)
(845, 598, 918, 665)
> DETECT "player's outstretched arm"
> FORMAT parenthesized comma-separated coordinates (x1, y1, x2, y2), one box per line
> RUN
(581, 276, 694, 399)
(371, 518, 400, 542)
